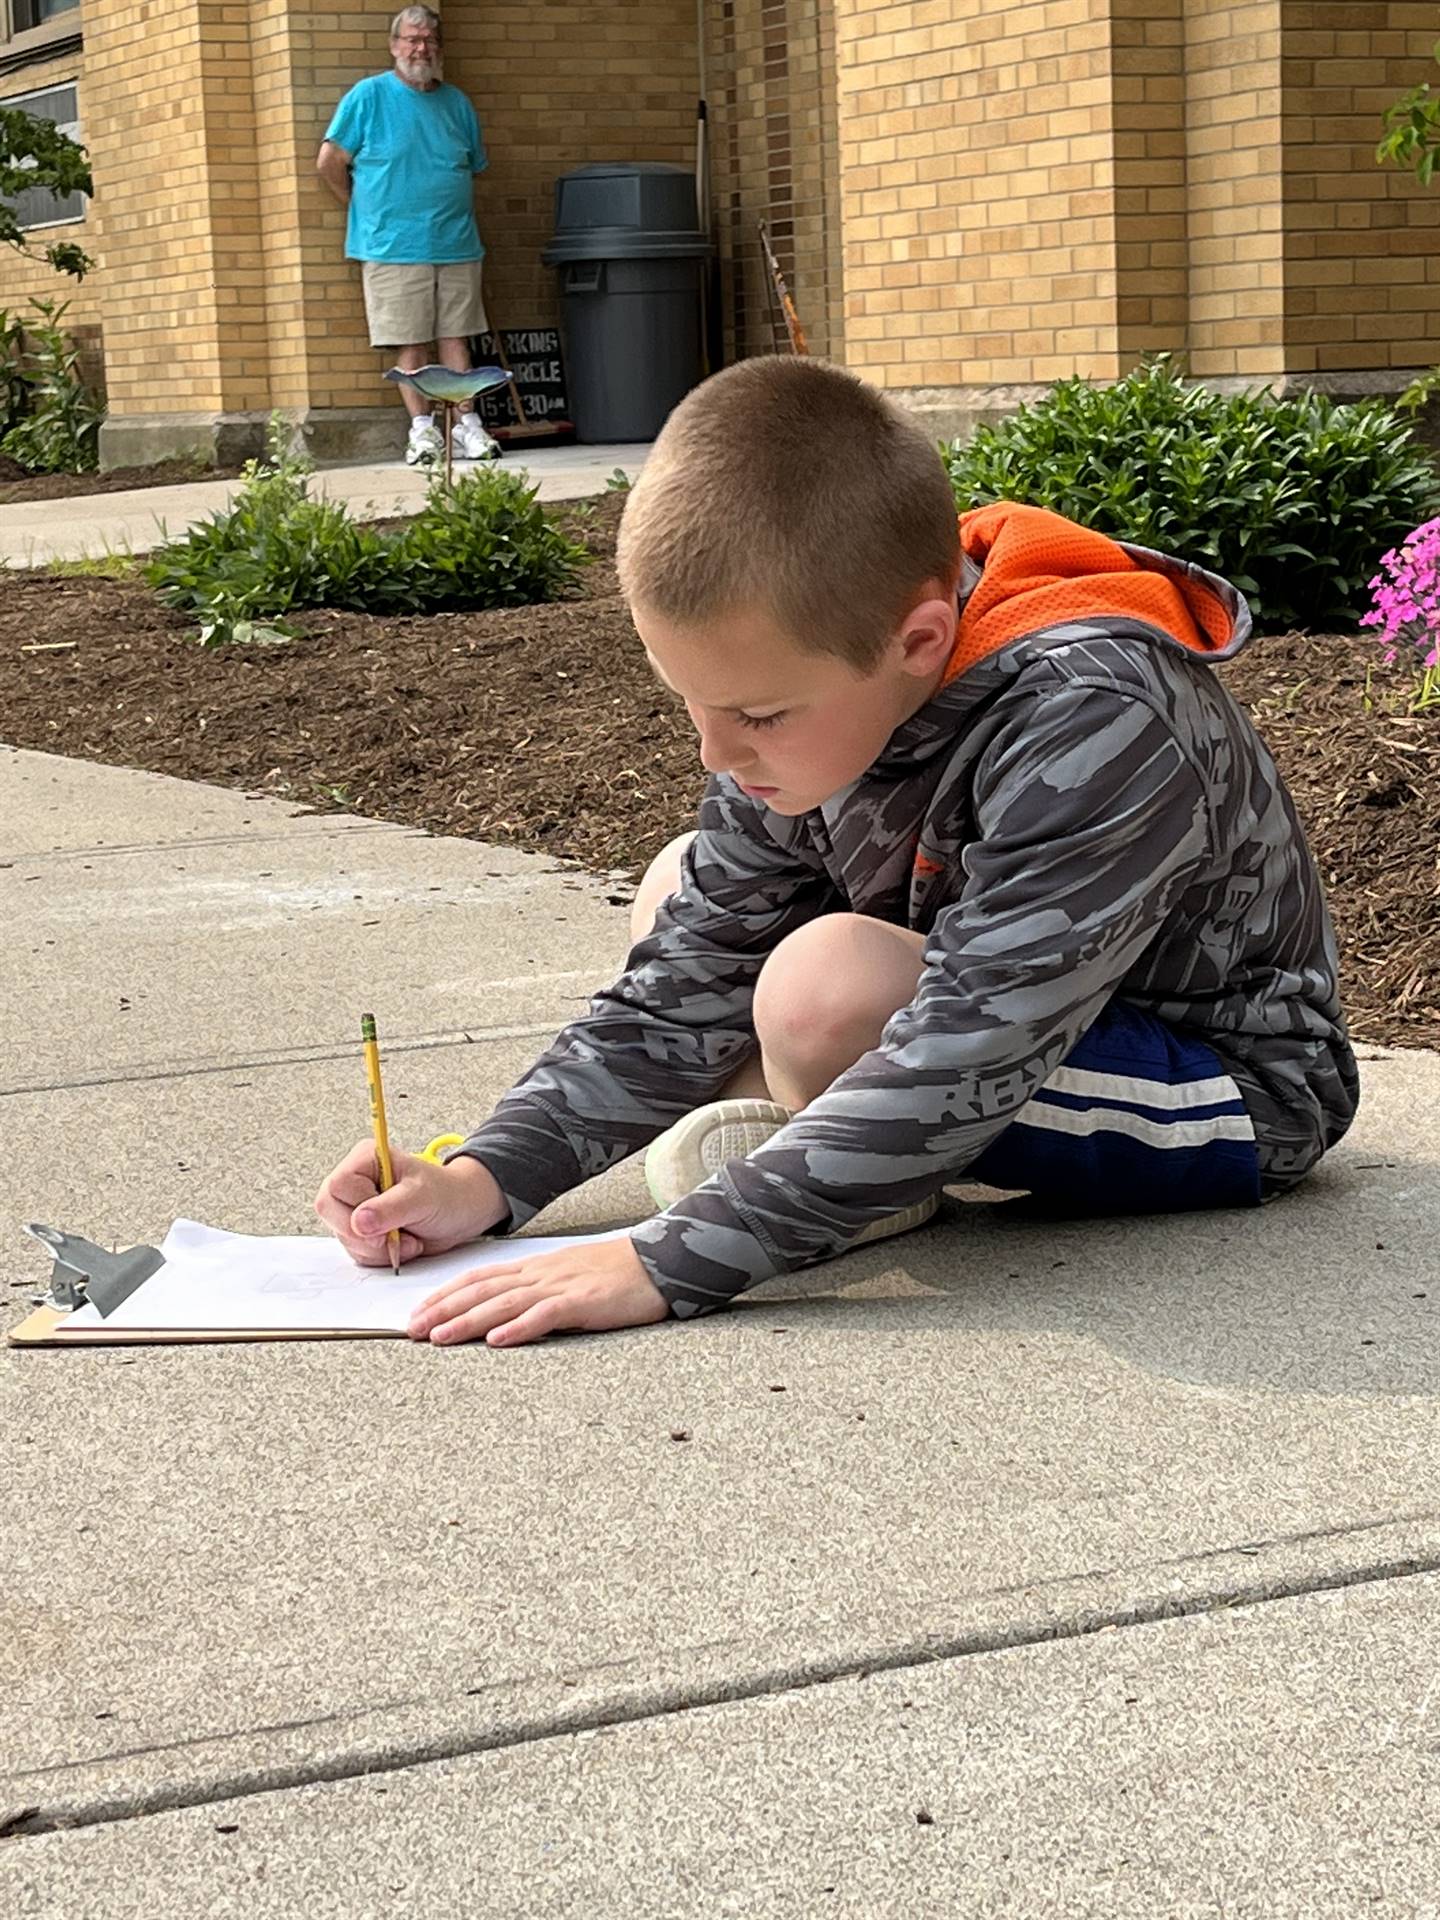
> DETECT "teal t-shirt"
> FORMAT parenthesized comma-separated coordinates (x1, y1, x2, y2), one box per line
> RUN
(325, 72, 486, 264)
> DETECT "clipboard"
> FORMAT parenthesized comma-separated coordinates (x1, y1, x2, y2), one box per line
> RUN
(8, 1305, 404, 1347)
(7, 1219, 406, 1347)
(8, 1217, 633, 1348)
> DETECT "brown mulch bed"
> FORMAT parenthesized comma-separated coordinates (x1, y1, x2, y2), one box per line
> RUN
(1, 491, 1436, 1048)
(0, 457, 246, 504)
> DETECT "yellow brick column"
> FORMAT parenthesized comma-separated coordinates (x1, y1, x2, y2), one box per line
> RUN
(1110, 0, 1190, 365)
(86, 0, 273, 467)
(833, 0, 1132, 438)
(248, 2, 389, 460)
(1181, 0, 1284, 382)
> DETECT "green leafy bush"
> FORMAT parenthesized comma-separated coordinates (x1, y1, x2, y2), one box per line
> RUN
(145, 423, 590, 645)
(392, 465, 593, 611)
(0, 298, 105, 474)
(941, 357, 1440, 632)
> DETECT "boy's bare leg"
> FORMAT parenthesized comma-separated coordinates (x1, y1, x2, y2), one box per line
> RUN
(630, 831, 926, 1110)
(627, 831, 700, 944)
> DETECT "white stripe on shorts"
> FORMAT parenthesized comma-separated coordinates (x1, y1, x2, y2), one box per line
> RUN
(1042, 1065, 1247, 1113)
(1016, 1101, 1257, 1150)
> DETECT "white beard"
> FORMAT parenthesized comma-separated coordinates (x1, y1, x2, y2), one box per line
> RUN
(396, 54, 442, 85)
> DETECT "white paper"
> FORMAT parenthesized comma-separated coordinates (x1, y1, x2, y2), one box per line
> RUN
(64, 1218, 630, 1333)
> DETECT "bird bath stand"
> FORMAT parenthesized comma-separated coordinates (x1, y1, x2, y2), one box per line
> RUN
(383, 364, 512, 486)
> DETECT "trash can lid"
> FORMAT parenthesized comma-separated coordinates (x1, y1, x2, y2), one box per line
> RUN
(551, 160, 704, 247)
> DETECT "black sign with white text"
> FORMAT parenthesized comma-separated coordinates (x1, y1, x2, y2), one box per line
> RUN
(469, 326, 570, 429)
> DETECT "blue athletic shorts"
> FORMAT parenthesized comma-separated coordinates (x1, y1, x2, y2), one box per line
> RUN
(967, 999, 1262, 1214)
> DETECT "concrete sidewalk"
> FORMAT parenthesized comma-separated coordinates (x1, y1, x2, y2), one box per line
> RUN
(0, 439, 648, 568)
(2, 746, 1438, 1916)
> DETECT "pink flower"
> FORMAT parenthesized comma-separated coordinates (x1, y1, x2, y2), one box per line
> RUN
(1363, 521, 1440, 678)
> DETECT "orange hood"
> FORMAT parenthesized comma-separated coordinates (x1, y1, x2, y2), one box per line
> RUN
(945, 501, 1239, 685)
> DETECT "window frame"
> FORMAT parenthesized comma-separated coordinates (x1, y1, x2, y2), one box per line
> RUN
(10, 2, 81, 37)
(2, 75, 85, 230)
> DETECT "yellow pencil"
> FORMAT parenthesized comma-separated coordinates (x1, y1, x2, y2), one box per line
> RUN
(360, 1012, 402, 1274)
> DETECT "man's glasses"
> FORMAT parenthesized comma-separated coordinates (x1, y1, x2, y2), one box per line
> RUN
(396, 34, 440, 47)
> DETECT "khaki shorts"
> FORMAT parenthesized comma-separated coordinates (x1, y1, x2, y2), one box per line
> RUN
(361, 259, 488, 348)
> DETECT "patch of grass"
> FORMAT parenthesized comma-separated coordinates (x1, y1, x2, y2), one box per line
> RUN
(45, 552, 139, 579)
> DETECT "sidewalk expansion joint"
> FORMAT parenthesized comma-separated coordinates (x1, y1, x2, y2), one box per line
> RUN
(0, 1024, 561, 1099)
(0, 821, 415, 865)
(6, 1518, 1440, 1844)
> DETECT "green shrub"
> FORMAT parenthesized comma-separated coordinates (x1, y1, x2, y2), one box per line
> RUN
(0, 297, 105, 474)
(145, 422, 591, 645)
(393, 464, 593, 611)
(941, 357, 1440, 632)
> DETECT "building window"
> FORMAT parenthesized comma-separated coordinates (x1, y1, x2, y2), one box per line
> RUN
(3, 80, 85, 229)
(12, 1, 82, 30)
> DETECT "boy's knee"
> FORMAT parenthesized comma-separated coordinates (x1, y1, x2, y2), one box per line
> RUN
(754, 913, 924, 1062)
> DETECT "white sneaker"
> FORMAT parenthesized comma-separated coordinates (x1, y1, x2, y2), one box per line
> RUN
(452, 414, 502, 460)
(405, 420, 444, 467)
(645, 1098, 793, 1207)
(644, 1097, 940, 1249)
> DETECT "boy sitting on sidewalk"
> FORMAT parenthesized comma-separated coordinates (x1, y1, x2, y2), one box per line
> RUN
(315, 358, 1359, 1345)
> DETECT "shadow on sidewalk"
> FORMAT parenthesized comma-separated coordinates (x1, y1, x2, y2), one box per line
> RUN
(573, 1154, 1438, 1401)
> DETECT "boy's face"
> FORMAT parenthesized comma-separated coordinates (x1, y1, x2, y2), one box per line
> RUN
(635, 594, 956, 817)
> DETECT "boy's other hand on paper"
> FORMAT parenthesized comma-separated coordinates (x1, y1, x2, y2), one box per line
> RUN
(407, 1236, 668, 1347)
(314, 1142, 506, 1266)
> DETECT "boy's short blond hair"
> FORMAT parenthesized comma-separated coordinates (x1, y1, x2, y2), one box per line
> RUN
(616, 357, 961, 670)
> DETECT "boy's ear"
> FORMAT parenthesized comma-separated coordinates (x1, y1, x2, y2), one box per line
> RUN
(894, 586, 958, 678)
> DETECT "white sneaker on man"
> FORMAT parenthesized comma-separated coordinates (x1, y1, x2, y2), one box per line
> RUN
(452, 413, 502, 460)
(643, 1098, 940, 1248)
(405, 418, 444, 467)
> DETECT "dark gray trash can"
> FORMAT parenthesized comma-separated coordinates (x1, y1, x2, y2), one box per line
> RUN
(542, 162, 712, 444)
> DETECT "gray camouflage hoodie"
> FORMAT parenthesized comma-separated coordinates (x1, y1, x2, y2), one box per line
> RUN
(454, 502, 1359, 1316)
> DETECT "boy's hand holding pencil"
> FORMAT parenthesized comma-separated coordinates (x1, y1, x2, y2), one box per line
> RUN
(314, 1137, 506, 1268)
(315, 1137, 668, 1347)
(315, 1014, 509, 1267)
(317, 1014, 668, 1346)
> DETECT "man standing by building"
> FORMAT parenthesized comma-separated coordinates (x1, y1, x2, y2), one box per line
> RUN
(318, 6, 501, 466)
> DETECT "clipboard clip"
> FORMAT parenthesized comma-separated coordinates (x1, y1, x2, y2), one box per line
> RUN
(23, 1223, 165, 1318)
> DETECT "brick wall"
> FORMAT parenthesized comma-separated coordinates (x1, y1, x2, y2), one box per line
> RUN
(10, 0, 1440, 449)
(827, 0, 1440, 404)
(834, 0, 1127, 392)
(1281, 2, 1440, 380)
(453, 1, 700, 335)
(705, 0, 845, 363)
(1110, 0, 1190, 366)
